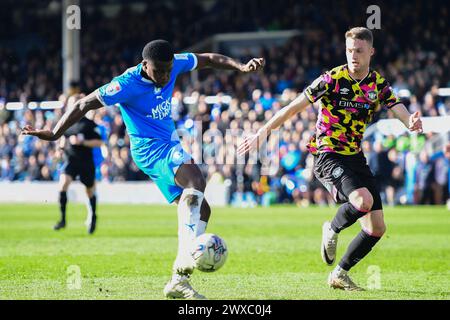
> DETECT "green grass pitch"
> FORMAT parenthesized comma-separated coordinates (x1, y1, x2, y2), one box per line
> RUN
(0, 203, 449, 300)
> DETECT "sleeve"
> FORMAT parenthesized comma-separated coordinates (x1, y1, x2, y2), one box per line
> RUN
(377, 77, 401, 109)
(84, 124, 102, 140)
(304, 71, 335, 103)
(96, 74, 133, 107)
(80, 120, 101, 140)
(173, 52, 198, 74)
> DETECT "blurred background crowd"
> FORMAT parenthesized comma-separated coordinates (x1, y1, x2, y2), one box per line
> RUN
(0, 0, 449, 206)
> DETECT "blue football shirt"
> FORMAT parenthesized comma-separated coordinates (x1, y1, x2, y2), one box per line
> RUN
(96, 53, 197, 141)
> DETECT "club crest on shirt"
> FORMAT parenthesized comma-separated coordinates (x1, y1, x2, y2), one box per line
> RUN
(154, 87, 161, 94)
(106, 81, 121, 96)
(332, 167, 344, 179)
(367, 90, 377, 101)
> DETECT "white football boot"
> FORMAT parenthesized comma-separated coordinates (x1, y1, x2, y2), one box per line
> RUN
(163, 273, 206, 299)
(321, 221, 338, 265)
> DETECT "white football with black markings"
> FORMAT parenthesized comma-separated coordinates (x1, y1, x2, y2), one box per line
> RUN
(191, 233, 228, 272)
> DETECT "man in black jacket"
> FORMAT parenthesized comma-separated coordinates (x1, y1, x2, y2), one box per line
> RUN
(54, 100, 103, 234)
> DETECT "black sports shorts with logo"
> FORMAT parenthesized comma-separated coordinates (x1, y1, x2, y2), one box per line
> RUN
(313, 152, 382, 211)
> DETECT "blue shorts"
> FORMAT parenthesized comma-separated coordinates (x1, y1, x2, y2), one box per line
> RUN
(130, 136, 192, 203)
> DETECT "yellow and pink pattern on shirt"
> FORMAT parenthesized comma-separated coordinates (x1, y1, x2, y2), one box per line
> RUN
(304, 65, 400, 155)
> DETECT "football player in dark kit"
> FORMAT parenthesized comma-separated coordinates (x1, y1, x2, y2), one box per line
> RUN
(239, 27, 423, 291)
(54, 96, 103, 234)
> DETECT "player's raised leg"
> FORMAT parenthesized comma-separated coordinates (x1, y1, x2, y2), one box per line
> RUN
(328, 187, 383, 291)
(164, 163, 209, 299)
(322, 186, 373, 263)
(54, 173, 72, 230)
(328, 209, 385, 291)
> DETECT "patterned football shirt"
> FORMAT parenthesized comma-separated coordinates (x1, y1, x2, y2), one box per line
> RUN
(304, 64, 400, 155)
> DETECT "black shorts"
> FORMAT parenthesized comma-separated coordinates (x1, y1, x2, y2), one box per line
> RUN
(63, 161, 95, 188)
(313, 152, 382, 211)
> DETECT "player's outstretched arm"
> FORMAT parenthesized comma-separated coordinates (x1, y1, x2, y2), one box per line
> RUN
(21, 91, 104, 141)
(68, 135, 104, 148)
(81, 139, 104, 148)
(195, 53, 265, 73)
(390, 103, 423, 133)
(237, 92, 311, 156)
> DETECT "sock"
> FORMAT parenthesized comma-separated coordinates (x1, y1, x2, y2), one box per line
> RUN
(88, 195, 97, 216)
(86, 195, 97, 225)
(331, 265, 347, 278)
(331, 202, 369, 233)
(196, 220, 207, 237)
(59, 191, 67, 222)
(173, 188, 204, 274)
(171, 272, 188, 282)
(338, 230, 381, 271)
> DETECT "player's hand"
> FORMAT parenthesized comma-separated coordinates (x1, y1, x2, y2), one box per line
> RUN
(241, 58, 265, 73)
(237, 130, 268, 156)
(237, 134, 258, 156)
(69, 134, 84, 145)
(408, 111, 423, 133)
(21, 125, 57, 141)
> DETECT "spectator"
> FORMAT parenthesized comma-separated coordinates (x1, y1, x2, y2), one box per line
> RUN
(416, 150, 436, 204)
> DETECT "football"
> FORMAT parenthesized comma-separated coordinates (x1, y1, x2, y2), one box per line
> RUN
(191, 233, 228, 272)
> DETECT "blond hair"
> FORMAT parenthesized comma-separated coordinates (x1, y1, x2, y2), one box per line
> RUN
(345, 27, 373, 46)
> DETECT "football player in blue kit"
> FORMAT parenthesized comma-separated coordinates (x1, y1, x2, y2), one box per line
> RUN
(22, 40, 264, 299)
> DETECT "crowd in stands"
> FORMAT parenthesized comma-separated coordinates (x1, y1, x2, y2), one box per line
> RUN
(1, 0, 449, 205)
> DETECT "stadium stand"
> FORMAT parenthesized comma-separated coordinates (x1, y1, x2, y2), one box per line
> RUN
(0, 0, 449, 205)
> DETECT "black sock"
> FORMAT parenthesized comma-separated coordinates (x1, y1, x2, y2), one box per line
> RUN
(59, 191, 67, 222)
(331, 202, 368, 233)
(88, 195, 97, 216)
(338, 230, 381, 271)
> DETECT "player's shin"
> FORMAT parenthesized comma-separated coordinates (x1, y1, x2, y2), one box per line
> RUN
(196, 220, 207, 236)
(88, 195, 97, 215)
(197, 199, 211, 236)
(59, 191, 67, 222)
(335, 230, 381, 274)
(331, 202, 369, 233)
(173, 188, 204, 275)
(86, 194, 97, 234)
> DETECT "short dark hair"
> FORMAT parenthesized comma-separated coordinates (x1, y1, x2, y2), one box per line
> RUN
(345, 27, 373, 46)
(142, 40, 174, 62)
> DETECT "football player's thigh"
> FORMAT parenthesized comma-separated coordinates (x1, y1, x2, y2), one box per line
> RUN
(80, 164, 96, 195)
(330, 167, 366, 204)
(174, 161, 206, 192)
(314, 155, 362, 203)
(60, 163, 75, 190)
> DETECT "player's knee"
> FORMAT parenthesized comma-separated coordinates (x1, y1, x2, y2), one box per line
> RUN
(349, 188, 373, 212)
(59, 175, 72, 190)
(364, 223, 386, 238)
(86, 187, 95, 198)
(60, 182, 70, 192)
(188, 176, 206, 192)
